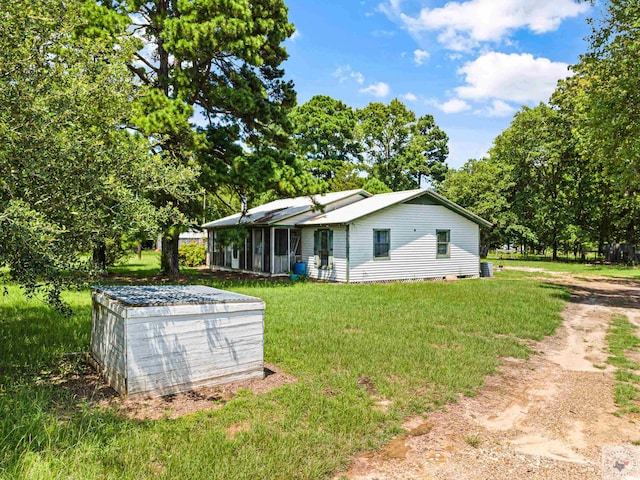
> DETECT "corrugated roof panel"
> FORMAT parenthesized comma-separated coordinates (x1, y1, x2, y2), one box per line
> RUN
(299, 189, 493, 228)
(300, 190, 424, 225)
(202, 189, 369, 228)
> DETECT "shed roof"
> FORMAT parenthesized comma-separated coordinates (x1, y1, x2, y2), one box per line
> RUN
(202, 189, 370, 229)
(299, 189, 493, 228)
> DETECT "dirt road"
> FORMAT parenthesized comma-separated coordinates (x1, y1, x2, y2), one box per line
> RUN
(338, 271, 640, 479)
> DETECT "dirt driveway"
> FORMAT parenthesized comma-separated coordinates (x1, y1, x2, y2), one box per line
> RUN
(338, 270, 640, 479)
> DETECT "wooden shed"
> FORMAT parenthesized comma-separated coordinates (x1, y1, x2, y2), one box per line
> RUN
(90, 285, 265, 397)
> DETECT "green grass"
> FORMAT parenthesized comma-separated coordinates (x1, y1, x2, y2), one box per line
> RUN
(0, 254, 570, 479)
(606, 315, 640, 414)
(490, 258, 640, 278)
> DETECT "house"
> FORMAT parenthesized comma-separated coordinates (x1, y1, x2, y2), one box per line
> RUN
(202, 188, 492, 282)
(178, 228, 207, 247)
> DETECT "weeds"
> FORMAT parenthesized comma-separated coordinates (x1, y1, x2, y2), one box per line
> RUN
(465, 434, 481, 448)
(606, 315, 640, 415)
(0, 253, 568, 479)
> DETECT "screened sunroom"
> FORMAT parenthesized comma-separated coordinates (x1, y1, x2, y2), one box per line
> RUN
(210, 227, 302, 275)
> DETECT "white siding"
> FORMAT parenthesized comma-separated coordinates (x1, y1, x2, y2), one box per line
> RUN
(90, 291, 265, 397)
(348, 204, 479, 282)
(301, 227, 348, 282)
(125, 310, 264, 396)
(90, 296, 127, 393)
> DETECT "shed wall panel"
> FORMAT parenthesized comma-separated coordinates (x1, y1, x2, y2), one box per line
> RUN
(125, 311, 264, 395)
(127, 361, 264, 397)
(90, 297, 127, 392)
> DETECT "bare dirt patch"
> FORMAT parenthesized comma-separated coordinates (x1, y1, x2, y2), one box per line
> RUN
(337, 271, 640, 479)
(49, 361, 296, 420)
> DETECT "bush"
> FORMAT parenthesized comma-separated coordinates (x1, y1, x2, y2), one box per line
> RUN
(178, 243, 206, 267)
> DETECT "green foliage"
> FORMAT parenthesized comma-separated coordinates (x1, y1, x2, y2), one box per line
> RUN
(442, 1, 640, 256)
(362, 178, 392, 194)
(439, 158, 515, 250)
(0, 0, 156, 310)
(92, 0, 303, 277)
(178, 243, 207, 267)
(357, 99, 449, 190)
(569, 0, 640, 246)
(488, 104, 579, 258)
(290, 95, 363, 191)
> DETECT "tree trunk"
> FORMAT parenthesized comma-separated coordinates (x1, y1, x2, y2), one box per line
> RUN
(137, 241, 142, 260)
(93, 241, 107, 270)
(160, 233, 180, 278)
(552, 241, 558, 261)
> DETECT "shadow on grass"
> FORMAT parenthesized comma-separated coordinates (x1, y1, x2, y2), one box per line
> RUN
(0, 303, 91, 374)
(99, 267, 300, 290)
(536, 282, 572, 301)
(0, 301, 143, 477)
(540, 278, 640, 311)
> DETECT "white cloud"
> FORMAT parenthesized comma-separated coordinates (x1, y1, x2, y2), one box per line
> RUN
(483, 99, 517, 117)
(382, 0, 590, 51)
(359, 82, 391, 98)
(289, 29, 301, 41)
(455, 52, 570, 103)
(413, 49, 430, 65)
(351, 71, 365, 84)
(332, 65, 366, 84)
(401, 92, 418, 101)
(436, 98, 472, 114)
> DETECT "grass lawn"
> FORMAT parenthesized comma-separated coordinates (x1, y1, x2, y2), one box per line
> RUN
(0, 254, 569, 479)
(606, 315, 640, 415)
(489, 257, 640, 278)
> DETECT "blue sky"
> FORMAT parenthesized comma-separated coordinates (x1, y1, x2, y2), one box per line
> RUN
(282, 0, 595, 169)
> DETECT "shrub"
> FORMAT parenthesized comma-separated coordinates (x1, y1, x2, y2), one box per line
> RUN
(178, 243, 206, 267)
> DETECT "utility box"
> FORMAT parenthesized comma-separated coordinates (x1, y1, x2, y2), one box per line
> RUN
(90, 285, 265, 397)
(480, 262, 494, 278)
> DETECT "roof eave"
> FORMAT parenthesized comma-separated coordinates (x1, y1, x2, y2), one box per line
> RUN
(203, 189, 371, 230)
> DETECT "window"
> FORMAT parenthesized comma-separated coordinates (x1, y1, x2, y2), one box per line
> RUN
(314, 229, 333, 269)
(373, 229, 390, 259)
(436, 230, 450, 258)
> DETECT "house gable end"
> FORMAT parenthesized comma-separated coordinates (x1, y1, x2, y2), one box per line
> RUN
(405, 191, 492, 229)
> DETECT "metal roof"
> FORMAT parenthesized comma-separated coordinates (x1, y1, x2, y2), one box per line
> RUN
(202, 189, 370, 228)
(299, 189, 493, 228)
(202, 188, 492, 230)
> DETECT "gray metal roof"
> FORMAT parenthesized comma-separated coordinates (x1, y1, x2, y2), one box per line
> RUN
(92, 286, 262, 306)
(202, 188, 492, 230)
(202, 189, 370, 229)
(299, 189, 493, 228)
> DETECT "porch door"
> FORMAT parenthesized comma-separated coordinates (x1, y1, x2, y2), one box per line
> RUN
(273, 229, 289, 274)
(253, 229, 263, 272)
(231, 244, 240, 269)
